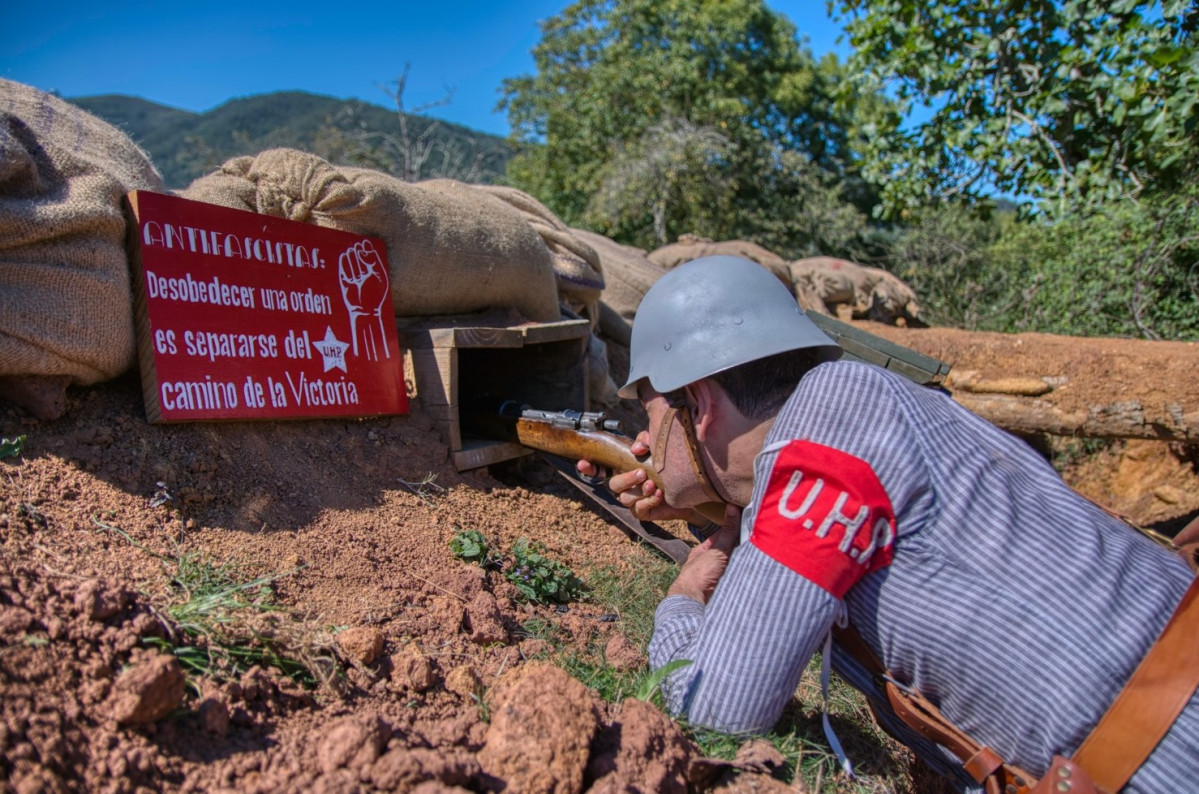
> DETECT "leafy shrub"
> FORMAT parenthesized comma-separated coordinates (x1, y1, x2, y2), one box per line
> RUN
(994, 192, 1199, 340)
(449, 531, 581, 604)
(883, 203, 1024, 330)
(885, 192, 1199, 340)
(504, 539, 583, 605)
(448, 529, 499, 568)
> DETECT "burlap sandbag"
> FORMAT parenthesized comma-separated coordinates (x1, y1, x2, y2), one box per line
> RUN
(643, 234, 835, 314)
(790, 256, 921, 324)
(571, 229, 664, 322)
(179, 149, 560, 322)
(474, 185, 605, 322)
(647, 235, 792, 286)
(0, 79, 164, 391)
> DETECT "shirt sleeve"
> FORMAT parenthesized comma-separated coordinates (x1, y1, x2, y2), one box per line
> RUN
(648, 543, 843, 734)
(647, 362, 904, 735)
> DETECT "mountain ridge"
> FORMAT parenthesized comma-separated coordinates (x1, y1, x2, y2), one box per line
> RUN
(68, 90, 513, 189)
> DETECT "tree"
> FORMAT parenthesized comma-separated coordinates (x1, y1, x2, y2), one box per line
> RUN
(316, 64, 486, 183)
(832, 0, 1199, 216)
(499, 0, 884, 253)
(584, 119, 735, 247)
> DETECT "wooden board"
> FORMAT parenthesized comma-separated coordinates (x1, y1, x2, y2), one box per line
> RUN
(396, 311, 591, 470)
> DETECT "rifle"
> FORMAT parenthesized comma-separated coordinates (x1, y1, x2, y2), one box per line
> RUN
(464, 400, 727, 529)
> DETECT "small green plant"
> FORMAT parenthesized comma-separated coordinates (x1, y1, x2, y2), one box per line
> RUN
(634, 658, 691, 704)
(448, 528, 500, 568)
(1, 435, 25, 459)
(449, 531, 582, 605)
(505, 538, 582, 604)
(92, 516, 337, 690)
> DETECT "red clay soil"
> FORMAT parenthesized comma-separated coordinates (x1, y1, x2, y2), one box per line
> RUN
(2, 327, 1195, 794)
(1, 369, 818, 794)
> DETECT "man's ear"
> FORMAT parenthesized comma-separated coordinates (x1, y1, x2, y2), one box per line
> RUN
(686, 380, 718, 442)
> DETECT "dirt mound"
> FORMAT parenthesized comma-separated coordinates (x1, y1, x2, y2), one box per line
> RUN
(0, 372, 712, 793)
(854, 322, 1199, 528)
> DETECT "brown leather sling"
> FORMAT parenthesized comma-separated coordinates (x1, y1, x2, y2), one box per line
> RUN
(835, 576, 1199, 794)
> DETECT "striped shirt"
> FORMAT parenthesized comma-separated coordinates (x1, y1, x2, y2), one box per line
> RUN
(649, 361, 1197, 792)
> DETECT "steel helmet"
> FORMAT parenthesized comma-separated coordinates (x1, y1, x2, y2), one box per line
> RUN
(619, 255, 841, 398)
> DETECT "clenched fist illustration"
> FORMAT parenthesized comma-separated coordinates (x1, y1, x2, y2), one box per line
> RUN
(338, 240, 391, 361)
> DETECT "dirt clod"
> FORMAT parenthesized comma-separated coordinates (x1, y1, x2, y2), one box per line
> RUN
(368, 746, 481, 791)
(603, 633, 645, 672)
(466, 591, 508, 645)
(108, 653, 186, 725)
(586, 698, 692, 793)
(389, 645, 439, 693)
(73, 578, 128, 621)
(444, 665, 483, 702)
(480, 661, 601, 794)
(337, 625, 385, 666)
(316, 714, 390, 775)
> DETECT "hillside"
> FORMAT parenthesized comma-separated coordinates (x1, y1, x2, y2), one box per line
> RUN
(68, 92, 514, 189)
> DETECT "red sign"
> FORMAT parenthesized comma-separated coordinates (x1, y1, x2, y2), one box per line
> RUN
(128, 191, 408, 422)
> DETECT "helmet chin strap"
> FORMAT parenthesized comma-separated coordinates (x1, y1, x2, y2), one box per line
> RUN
(651, 392, 725, 506)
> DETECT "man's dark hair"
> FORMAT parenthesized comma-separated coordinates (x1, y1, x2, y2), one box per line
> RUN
(707, 346, 839, 420)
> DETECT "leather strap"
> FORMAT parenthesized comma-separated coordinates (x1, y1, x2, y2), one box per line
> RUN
(834, 625, 1035, 793)
(836, 576, 1199, 794)
(1070, 576, 1199, 792)
(651, 396, 724, 505)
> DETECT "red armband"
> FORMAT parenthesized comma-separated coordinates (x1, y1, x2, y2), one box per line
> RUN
(751, 440, 896, 598)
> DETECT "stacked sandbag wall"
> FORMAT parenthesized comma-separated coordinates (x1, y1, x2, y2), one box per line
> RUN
(0, 79, 165, 417)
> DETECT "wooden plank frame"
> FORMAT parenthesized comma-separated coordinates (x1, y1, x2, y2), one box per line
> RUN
(396, 310, 592, 471)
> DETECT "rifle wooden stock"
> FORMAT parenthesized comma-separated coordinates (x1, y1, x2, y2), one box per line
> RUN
(511, 418, 727, 527)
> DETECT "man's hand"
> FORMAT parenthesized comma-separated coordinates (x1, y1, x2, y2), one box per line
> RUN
(667, 503, 742, 604)
(576, 431, 692, 522)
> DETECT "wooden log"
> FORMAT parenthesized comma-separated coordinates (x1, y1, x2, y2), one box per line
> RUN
(849, 323, 1199, 442)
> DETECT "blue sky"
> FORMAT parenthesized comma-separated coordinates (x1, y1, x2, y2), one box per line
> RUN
(1, 1, 852, 137)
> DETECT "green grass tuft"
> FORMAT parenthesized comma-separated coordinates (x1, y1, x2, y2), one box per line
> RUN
(93, 516, 340, 691)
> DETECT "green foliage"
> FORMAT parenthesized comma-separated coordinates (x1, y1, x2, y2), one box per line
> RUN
(634, 659, 692, 704)
(555, 650, 647, 704)
(500, 0, 885, 256)
(505, 539, 583, 604)
(147, 562, 320, 685)
(1, 435, 26, 459)
(92, 517, 335, 688)
(1000, 191, 1199, 339)
(833, 0, 1199, 217)
(516, 551, 674, 704)
(584, 118, 736, 248)
(449, 531, 582, 604)
(880, 189, 1199, 340)
(883, 203, 1030, 330)
(448, 528, 500, 568)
